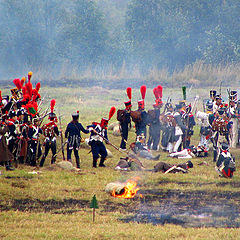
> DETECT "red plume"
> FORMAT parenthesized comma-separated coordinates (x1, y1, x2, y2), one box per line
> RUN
(50, 99, 56, 113)
(32, 89, 38, 96)
(0, 90, 2, 101)
(157, 85, 163, 98)
(21, 77, 26, 87)
(28, 72, 32, 82)
(140, 85, 147, 100)
(108, 106, 116, 120)
(36, 82, 41, 92)
(22, 86, 26, 95)
(126, 87, 132, 100)
(153, 88, 159, 99)
(13, 78, 22, 90)
(26, 82, 33, 97)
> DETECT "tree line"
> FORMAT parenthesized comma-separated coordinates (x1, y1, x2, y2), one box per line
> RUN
(0, 0, 239, 79)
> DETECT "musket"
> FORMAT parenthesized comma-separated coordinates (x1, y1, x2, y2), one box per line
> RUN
(35, 106, 50, 166)
(52, 140, 68, 159)
(91, 129, 129, 155)
(38, 92, 48, 110)
(58, 111, 65, 160)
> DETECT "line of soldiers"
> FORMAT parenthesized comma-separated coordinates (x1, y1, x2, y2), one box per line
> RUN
(117, 86, 237, 178)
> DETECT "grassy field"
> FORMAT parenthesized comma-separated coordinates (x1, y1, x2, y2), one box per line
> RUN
(0, 87, 240, 239)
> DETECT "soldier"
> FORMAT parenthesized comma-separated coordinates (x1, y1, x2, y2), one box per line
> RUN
(213, 94, 222, 113)
(170, 104, 187, 153)
(6, 110, 19, 160)
(28, 118, 43, 166)
(40, 110, 60, 167)
(88, 107, 116, 168)
(18, 111, 30, 164)
(228, 91, 238, 148)
(161, 103, 175, 152)
(153, 160, 193, 173)
(65, 111, 89, 168)
(0, 120, 14, 170)
(215, 142, 235, 178)
(131, 133, 160, 160)
(147, 86, 163, 150)
(132, 85, 149, 138)
(209, 106, 232, 162)
(196, 100, 213, 152)
(117, 87, 132, 150)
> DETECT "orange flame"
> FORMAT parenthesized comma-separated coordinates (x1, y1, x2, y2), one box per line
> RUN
(112, 177, 140, 199)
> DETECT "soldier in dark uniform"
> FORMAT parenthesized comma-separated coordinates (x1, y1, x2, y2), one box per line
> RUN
(161, 103, 175, 152)
(40, 112, 60, 167)
(88, 107, 116, 168)
(65, 111, 89, 168)
(147, 86, 163, 150)
(0, 120, 14, 170)
(28, 118, 43, 166)
(117, 87, 132, 150)
(6, 110, 19, 160)
(182, 104, 195, 149)
(153, 160, 193, 173)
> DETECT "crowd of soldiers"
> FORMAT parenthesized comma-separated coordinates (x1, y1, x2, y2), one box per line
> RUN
(0, 75, 237, 178)
(117, 86, 237, 178)
(0, 72, 61, 170)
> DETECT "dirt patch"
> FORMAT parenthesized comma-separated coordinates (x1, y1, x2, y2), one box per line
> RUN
(0, 198, 89, 213)
(121, 189, 240, 228)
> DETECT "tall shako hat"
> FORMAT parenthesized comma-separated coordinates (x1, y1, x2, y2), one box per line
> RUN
(124, 87, 132, 108)
(138, 85, 146, 109)
(72, 110, 79, 120)
(215, 94, 222, 100)
(49, 99, 56, 119)
(101, 106, 116, 127)
(210, 90, 217, 98)
(229, 90, 237, 102)
(153, 85, 163, 107)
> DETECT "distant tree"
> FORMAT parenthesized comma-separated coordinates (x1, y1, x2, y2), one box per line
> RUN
(126, 0, 240, 70)
(0, 0, 63, 75)
(56, 0, 108, 69)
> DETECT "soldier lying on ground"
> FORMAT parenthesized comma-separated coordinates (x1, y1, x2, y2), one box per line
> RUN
(168, 145, 208, 159)
(153, 160, 193, 173)
(130, 134, 160, 160)
(115, 154, 144, 171)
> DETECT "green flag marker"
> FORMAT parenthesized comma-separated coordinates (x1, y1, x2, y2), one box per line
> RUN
(90, 195, 98, 222)
(182, 86, 187, 100)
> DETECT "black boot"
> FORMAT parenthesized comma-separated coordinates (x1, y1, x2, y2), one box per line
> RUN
(6, 162, 14, 171)
(76, 158, 80, 169)
(152, 154, 160, 161)
(39, 157, 45, 167)
(93, 158, 97, 168)
(99, 158, 106, 167)
(213, 150, 217, 162)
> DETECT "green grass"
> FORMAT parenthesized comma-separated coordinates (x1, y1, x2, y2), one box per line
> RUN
(0, 87, 240, 239)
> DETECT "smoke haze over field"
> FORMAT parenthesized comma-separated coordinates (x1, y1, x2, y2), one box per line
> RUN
(0, 0, 239, 84)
